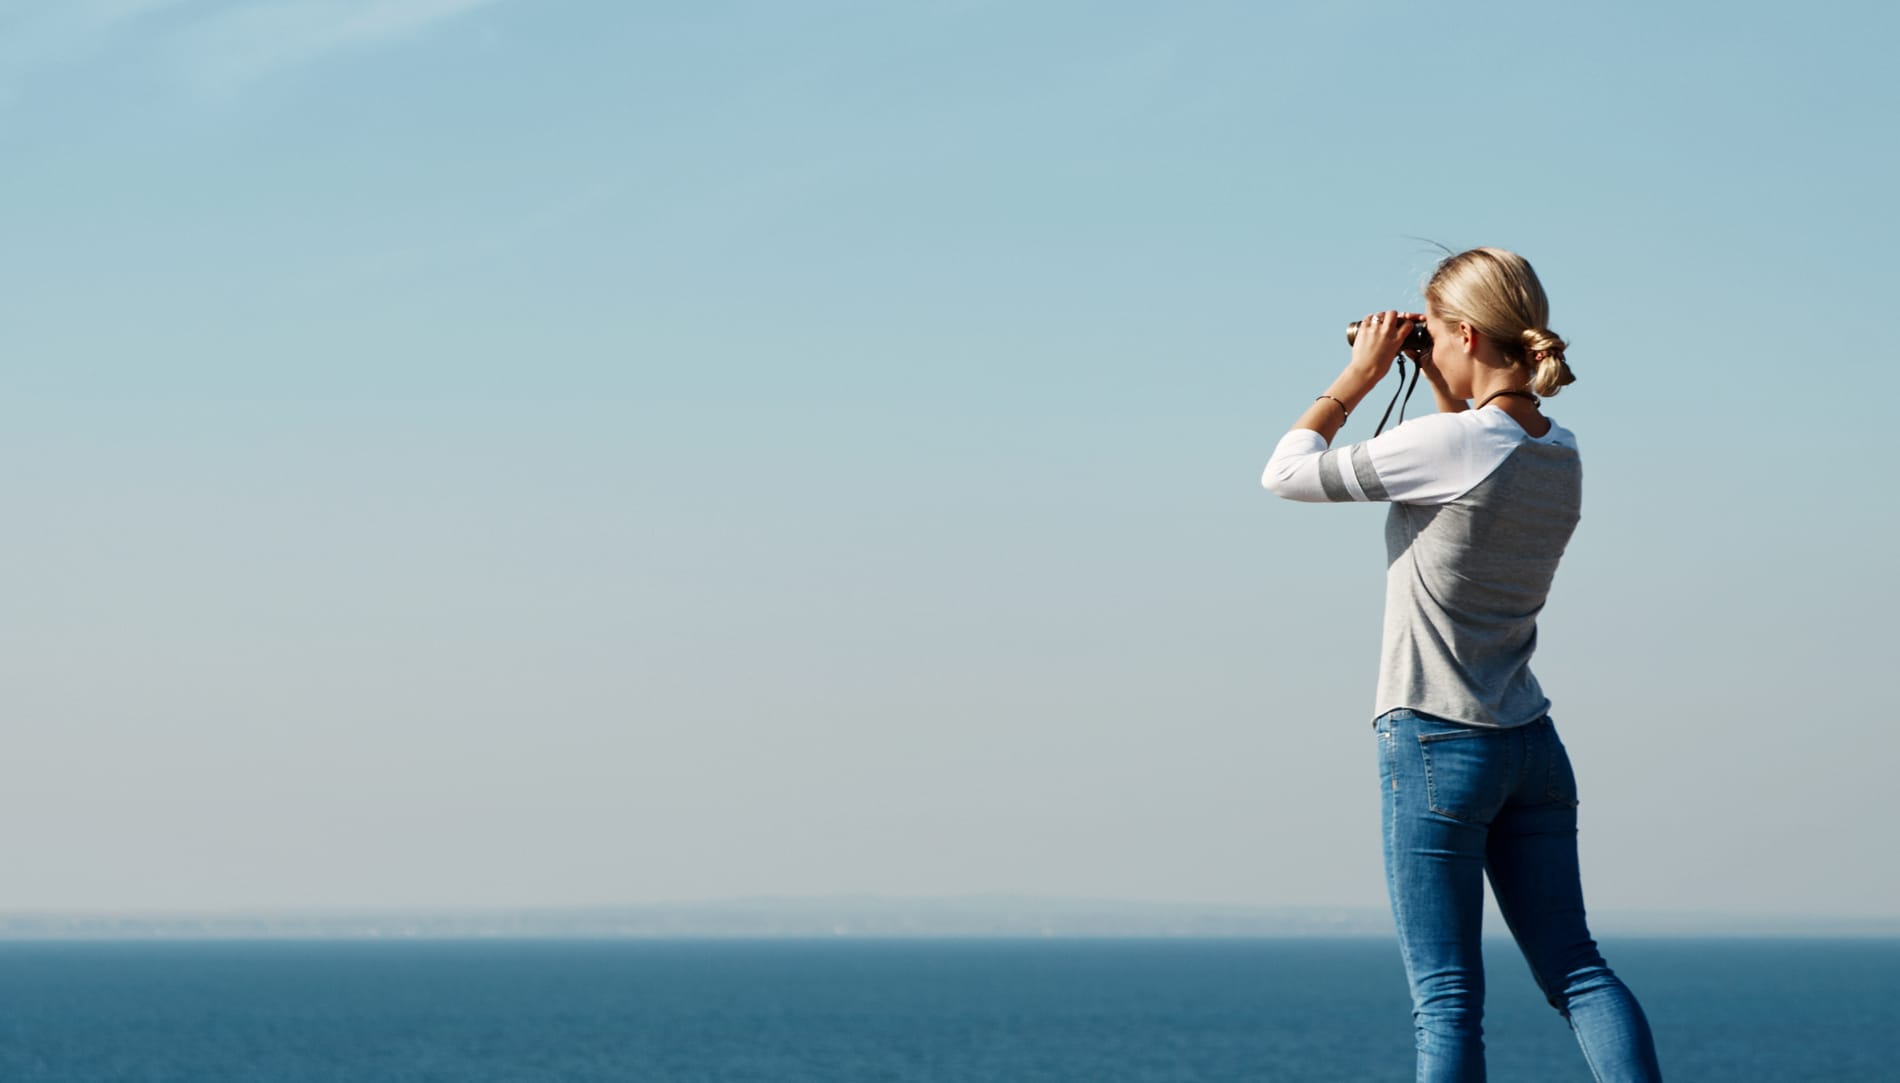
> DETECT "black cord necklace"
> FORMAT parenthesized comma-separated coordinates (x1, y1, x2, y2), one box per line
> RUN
(1475, 389, 1540, 411)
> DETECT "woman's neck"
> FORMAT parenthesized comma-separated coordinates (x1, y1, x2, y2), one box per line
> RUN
(1470, 368, 1549, 437)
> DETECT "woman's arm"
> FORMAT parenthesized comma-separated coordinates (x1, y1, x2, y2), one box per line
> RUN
(1261, 308, 1529, 507)
(1418, 353, 1469, 415)
(1285, 309, 1423, 443)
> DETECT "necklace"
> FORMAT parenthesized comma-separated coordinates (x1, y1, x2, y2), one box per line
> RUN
(1475, 389, 1540, 411)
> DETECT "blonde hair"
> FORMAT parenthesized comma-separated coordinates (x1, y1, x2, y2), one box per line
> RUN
(1423, 247, 1576, 397)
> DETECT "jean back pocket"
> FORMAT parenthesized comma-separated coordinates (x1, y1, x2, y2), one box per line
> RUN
(1417, 726, 1507, 824)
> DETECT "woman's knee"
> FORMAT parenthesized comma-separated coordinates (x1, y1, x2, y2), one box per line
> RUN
(1411, 970, 1486, 1030)
(1529, 949, 1624, 1013)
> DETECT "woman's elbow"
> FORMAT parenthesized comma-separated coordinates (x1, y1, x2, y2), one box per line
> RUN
(1260, 461, 1288, 495)
(1260, 459, 1298, 499)
(1260, 457, 1324, 502)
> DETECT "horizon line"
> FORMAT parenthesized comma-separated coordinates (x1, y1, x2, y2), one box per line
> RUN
(0, 895, 1895, 941)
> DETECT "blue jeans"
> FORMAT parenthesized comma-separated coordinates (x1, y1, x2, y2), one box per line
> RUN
(1375, 708, 1664, 1082)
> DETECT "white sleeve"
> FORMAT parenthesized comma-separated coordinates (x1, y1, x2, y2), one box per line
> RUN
(1261, 413, 1520, 506)
(1258, 428, 1336, 502)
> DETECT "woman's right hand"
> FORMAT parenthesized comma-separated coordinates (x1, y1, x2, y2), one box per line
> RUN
(1394, 312, 1469, 414)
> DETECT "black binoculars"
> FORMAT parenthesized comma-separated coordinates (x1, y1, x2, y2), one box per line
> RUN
(1345, 319, 1432, 354)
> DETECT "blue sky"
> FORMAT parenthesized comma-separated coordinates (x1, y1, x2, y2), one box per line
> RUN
(2, 0, 1895, 919)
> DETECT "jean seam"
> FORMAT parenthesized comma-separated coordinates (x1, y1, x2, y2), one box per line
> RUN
(1387, 808, 1417, 1030)
(1380, 726, 1417, 1042)
(1572, 1016, 1609, 1083)
(1543, 727, 1581, 809)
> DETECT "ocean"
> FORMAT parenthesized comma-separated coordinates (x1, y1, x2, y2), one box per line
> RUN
(0, 938, 1892, 1081)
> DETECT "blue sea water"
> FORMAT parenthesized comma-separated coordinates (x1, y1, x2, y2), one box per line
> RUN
(0, 938, 1893, 1081)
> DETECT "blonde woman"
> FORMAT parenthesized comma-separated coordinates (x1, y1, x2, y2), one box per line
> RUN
(1261, 248, 1663, 1082)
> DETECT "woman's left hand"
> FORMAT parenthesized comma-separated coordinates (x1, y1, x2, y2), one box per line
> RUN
(1349, 310, 1421, 386)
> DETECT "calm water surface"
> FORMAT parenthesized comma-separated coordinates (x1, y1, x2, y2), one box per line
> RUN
(0, 938, 1893, 1081)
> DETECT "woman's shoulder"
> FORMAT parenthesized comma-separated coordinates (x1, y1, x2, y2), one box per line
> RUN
(1362, 410, 1581, 505)
(1537, 417, 1579, 451)
(1462, 407, 1581, 454)
(1378, 409, 1520, 457)
(1378, 409, 1478, 449)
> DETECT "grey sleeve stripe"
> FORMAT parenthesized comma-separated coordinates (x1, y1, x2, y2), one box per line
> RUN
(1351, 443, 1388, 501)
(1317, 450, 1352, 501)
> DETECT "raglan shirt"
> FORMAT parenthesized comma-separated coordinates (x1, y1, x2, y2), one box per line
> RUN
(1261, 408, 1582, 730)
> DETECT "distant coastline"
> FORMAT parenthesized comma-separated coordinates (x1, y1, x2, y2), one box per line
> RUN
(2, 896, 1895, 940)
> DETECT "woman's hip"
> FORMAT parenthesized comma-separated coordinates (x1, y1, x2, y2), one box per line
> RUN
(1375, 708, 1576, 824)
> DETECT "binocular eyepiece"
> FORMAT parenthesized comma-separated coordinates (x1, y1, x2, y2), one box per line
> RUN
(1346, 319, 1432, 355)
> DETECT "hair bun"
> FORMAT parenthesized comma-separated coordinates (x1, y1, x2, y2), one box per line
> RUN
(1518, 326, 1565, 362)
(1519, 327, 1575, 396)
(1423, 247, 1573, 396)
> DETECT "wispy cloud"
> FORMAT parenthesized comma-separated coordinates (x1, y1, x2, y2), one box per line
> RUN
(0, 0, 186, 93)
(0, 0, 509, 99)
(173, 0, 509, 92)
(82, 0, 202, 29)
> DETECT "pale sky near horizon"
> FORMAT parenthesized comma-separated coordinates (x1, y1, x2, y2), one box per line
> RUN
(2, 1, 1895, 919)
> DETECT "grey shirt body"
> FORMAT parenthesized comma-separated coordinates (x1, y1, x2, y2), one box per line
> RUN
(1263, 409, 1582, 730)
(1377, 438, 1580, 728)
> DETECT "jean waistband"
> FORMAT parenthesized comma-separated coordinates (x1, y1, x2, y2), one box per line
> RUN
(1373, 708, 1552, 731)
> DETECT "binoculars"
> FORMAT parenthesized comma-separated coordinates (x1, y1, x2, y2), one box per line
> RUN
(1345, 319, 1432, 355)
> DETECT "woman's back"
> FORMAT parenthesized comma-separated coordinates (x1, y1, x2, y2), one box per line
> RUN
(1263, 405, 1582, 728)
(1379, 409, 1581, 729)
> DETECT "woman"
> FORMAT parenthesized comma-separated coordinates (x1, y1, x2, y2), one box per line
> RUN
(1260, 247, 1663, 1082)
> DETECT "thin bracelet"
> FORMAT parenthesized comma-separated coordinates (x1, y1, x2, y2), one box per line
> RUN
(1315, 394, 1349, 422)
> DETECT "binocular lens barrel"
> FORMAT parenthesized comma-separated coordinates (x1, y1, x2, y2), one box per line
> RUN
(1345, 319, 1432, 353)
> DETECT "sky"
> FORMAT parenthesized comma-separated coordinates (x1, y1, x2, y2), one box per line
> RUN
(1, 0, 1895, 921)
